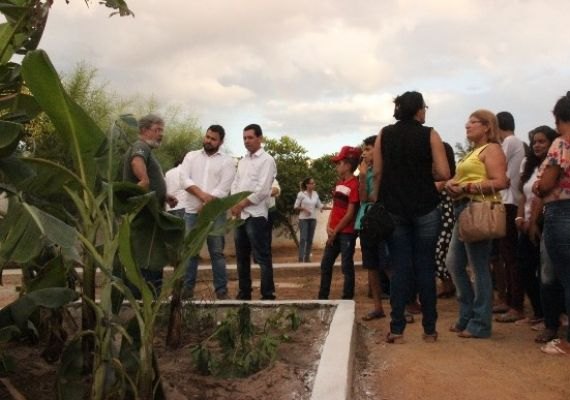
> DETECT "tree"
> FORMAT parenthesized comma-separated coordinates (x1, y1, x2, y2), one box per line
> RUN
(263, 136, 310, 245)
(310, 153, 337, 205)
(154, 115, 203, 170)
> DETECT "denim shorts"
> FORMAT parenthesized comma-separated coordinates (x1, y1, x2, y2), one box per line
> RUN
(360, 237, 390, 270)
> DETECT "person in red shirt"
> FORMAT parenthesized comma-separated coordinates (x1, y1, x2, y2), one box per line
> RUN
(318, 146, 361, 299)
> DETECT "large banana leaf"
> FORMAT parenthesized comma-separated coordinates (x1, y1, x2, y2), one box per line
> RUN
(129, 194, 185, 271)
(0, 120, 21, 157)
(21, 50, 106, 192)
(0, 197, 78, 264)
(0, 287, 78, 331)
(180, 192, 249, 260)
(16, 157, 81, 198)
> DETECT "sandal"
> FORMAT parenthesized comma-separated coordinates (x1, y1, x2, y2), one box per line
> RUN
(495, 311, 525, 323)
(422, 332, 438, 342)
(386, 332, 404, 344)
(362, 310, 386, 321)
(540, 339, 570, 355)
(534, 329, 558, 344)
(458, 330, 475, 339)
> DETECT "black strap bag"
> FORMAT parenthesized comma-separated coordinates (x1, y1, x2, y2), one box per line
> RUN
(360, 202, 395, 242)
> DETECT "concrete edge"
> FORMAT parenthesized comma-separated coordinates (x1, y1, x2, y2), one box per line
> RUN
(187, 299, 356, 400)
(1, 261, 363, 276)
(310, 300, 355, 400)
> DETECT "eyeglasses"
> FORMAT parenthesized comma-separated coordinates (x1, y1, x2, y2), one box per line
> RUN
(468, 119, 483, 125)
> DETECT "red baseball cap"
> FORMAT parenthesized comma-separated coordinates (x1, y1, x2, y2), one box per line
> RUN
(331, 146, 362, 162)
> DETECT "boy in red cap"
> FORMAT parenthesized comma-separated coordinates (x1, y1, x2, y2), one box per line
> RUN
(318, 146, 361, 299)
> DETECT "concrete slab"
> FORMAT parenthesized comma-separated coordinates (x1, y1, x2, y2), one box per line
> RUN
(310, 300, 355, 400)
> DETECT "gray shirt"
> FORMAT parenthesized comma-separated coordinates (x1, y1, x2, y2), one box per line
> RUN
(123, 139, 167, 205)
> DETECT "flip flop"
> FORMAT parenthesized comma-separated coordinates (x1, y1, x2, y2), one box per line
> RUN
(362, 310, 386, 321)
(541, 339, 569, 355)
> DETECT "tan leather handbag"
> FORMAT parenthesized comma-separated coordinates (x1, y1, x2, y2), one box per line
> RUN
(458, 185, 506, 243)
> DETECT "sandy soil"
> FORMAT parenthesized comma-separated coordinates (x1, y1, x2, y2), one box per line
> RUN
(1, 246, 569, 399)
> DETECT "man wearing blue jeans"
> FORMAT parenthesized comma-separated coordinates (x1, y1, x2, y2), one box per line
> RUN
(231, 124, 277, 300)
(179, 125, 236, 299)
(318, 146, 361, 300)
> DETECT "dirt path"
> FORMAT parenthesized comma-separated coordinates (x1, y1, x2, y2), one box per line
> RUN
(2, 247, 569, 399)
(231, 248, 570, 400)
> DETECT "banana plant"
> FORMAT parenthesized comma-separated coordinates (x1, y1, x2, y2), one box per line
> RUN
(0, 2, 248, 399)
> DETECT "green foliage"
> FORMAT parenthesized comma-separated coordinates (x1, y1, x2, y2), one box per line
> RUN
(153, 118, 203, 171)
(190, 304, 302, 378)
(0, 2, 246, 399)
(309, 153, 337, 204)
(263, 136, 310, 242)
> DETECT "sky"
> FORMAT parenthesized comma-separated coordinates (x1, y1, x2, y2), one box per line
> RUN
(38, 0, 570, 158)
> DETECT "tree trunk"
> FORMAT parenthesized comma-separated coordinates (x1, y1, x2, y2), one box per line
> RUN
(283, 219, 300, 248)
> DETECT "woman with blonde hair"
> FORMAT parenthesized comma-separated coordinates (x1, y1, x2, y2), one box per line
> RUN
(445, 109, 508, 338)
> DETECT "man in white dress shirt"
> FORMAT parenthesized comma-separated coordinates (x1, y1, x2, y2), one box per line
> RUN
(179, 125, 236, 299)
(493, 111, 526, 321)
(231, 124, 277, 300)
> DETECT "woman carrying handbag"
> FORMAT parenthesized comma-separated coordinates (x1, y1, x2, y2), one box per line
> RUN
(445, 110, 508, 339)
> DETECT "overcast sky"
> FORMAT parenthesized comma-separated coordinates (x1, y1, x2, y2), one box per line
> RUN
(40, 0, 570, 158)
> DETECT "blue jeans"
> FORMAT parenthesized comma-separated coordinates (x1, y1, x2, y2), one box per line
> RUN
(446, 201, 493, 338)
(517, 232, 542, 318)
(235, 216, 275, 299)
(298, 219, 317, 262)
(387, 207, 441, 335)
(184, 212, 228, 295)
(543, 200, 570, 341)
(318, 233, 356, 299)
(540, 237, 565, 332)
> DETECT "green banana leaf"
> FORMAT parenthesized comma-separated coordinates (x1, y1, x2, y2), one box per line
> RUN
(129, 194, 185, 271)
(0, 287, 78, 331)
(21, 49, 107, 192)
(0, 197, 78, 264)
(0, 120, 21, 157)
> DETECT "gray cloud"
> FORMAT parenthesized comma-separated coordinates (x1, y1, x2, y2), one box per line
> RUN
(39, 0, 570, 157)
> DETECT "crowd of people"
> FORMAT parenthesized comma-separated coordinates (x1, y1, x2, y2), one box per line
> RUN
(123, 90, 570, 357)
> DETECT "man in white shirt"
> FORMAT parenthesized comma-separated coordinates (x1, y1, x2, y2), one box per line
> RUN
(231, 124, 277, 300)
(179, 125, 236, 299)
(494, 111, 526, 322)
(164, 160, 188, 219)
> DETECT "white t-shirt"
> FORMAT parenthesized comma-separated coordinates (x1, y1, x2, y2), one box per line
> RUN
(164, 165, 189, 211)
(294, 191, 324, 219)
(501, 135, 525, 205)
(520, 158, 538, 221)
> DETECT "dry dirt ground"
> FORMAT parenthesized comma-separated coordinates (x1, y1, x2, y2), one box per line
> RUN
(1, 246, 569, 400)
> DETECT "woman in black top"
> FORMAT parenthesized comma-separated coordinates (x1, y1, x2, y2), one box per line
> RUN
(373, 91, 450, 343)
